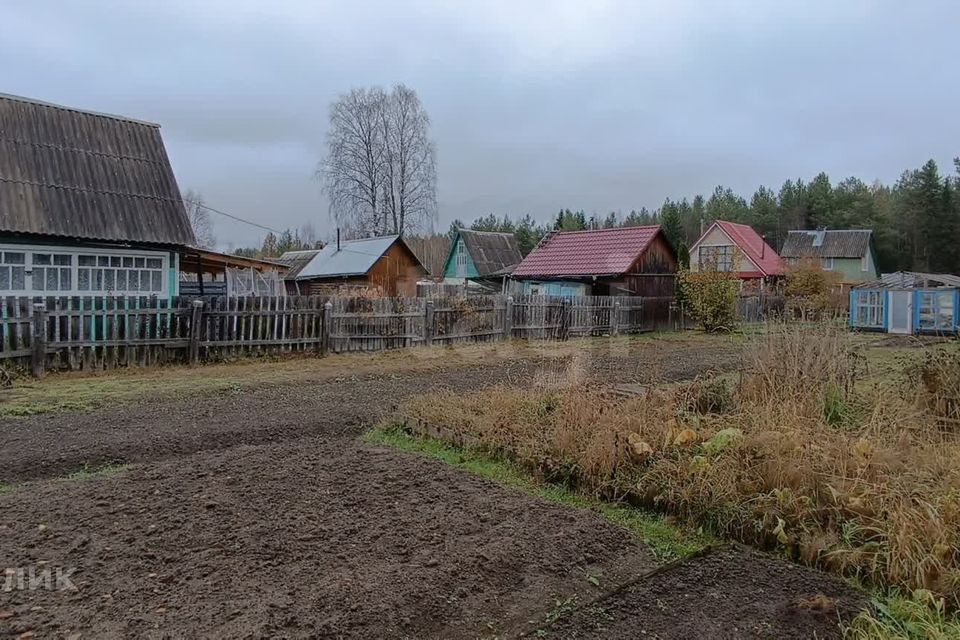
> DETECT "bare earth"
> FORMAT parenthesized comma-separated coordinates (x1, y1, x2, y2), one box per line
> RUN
(0, 337, 867, 638)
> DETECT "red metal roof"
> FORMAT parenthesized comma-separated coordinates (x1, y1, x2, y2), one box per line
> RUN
(512, 226, 664, 278)
(711, 220, 783, 276)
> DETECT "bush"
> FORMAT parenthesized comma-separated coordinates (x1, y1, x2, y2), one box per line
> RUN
(785, 257, 845, 319)
(677, 269, 740, 332)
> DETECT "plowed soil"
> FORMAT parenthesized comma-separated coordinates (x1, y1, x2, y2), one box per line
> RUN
(0, 337, 868, 638)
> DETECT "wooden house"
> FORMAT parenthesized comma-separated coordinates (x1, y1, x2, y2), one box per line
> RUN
(510, 226, 677, 297)
(689, 220, 782, 291)
(442, 229, 522, 291)
(0, 93, 195, 299)
(780, 229, 878, 285)
(287, 235, 427, 296)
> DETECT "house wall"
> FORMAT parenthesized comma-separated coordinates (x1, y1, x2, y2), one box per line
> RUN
(297, 240, 427, 297)
(442, 234, 479, 279)
(519, 280, 589, 296)
(0, 237, 176, 299)
(689, 226, 758, 273)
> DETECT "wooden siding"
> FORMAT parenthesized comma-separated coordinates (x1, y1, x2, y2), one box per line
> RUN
(295, 240, 427, 297)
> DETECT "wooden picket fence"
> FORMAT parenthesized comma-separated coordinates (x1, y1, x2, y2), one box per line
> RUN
(0, 293, 686, 376)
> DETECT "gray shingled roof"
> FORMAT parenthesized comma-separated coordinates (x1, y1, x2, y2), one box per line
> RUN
(276, 249, 323, 278)
(780, 229, 872, 259)
(457, 229, 522, 276)
(0, 93, 195, 246)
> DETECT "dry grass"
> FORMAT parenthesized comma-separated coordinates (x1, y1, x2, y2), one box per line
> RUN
(399, 322, 960, 609)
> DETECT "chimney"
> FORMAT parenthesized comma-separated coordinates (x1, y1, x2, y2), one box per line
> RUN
(761, 235, 766, 259)
(336, 228, 341, 251)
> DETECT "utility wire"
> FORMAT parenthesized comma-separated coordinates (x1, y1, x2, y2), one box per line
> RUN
(182, 198, 285, 235)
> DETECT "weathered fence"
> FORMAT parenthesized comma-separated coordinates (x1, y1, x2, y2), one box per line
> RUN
(0, 293, 683, 376)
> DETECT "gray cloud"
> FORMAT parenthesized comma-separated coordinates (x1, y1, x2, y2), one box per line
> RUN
(2, 0, 957, 247)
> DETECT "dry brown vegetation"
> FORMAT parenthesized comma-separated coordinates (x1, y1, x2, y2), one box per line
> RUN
(398, 323, 960, 608)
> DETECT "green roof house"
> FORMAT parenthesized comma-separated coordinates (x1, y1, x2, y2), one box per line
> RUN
(442, 229, 522, 284)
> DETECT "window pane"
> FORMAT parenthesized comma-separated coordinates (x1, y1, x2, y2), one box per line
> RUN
(128, 271, 139, 291)
(134, 257, 145, 268)
(78, 268, 90, 291)
(151, 271, 162, 291)
(141, 270, 151, 291)
(11, 267, 24, 290)
(33, 267, 45, 290)
(0, 266, 8, 289)
(94, 269, 104, 291)
(54, 254, 72, 266)
(60, 268, 71, 291)
(122, 257, 133, 268)
(116, 270, 126, 290)
(33, 253, 51, 265)
(98, 256, 110, 267)
(104, 270, 115, 290)
(79, 255, 96, 266)
(111, 256, 122, 267)
(4, 252, 24, 265)
(46, 267, 58, 290)
(146, 257, 162, 269)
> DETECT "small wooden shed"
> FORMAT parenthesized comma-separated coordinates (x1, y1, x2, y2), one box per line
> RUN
(287, 235, 427, 296)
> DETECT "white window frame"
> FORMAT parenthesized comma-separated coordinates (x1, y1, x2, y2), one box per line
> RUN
(698, 245, 734, 272)
(821, 257, 834, 271)
(455, 239, 467, 277)
(0, 243, 169, 296)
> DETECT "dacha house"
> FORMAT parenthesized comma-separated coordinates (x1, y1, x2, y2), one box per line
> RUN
(780, 229, 878, 286)
(0, 93, 196, 299)
(510, 226, 677, 297)
(442, 228, 522, 291)
(688, 220, 782, 291)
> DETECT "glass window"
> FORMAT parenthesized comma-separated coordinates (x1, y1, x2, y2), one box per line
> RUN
(33, 253, 51, 265)
(699, 246, 734, 272)
(115, 270, 126, 290)
(122, 257, 133, 268)
(0, 267, 8, 290)
(33, 267, 45, 290)
(59, 268, 71, 290)
(4, 252, 24, 264)
(78, 268, 90, 291)
(11, 267, 24, 290)
(104, 270, 115, 290)
(151, 271, 162, 291)
(128, 271, 139, 291)
(79, 255, 96, 266)
(111, 256, 122, 267)
(146, 257, 162, 269)
(134, 257, 145, 268)
(54, 254, 71, 266)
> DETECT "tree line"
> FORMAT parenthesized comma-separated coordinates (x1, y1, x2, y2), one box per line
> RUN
(450, 157, 960, 274)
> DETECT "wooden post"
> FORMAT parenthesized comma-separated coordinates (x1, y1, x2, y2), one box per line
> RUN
(424, 300, 435, 346)
(503, 296, 514, 340)
(611, 300, 620, 337)
(188, 299, 204, 364)
(560, 298, 571, 341)
(321, 301, 332, 355)
(31, 303, 47, 378)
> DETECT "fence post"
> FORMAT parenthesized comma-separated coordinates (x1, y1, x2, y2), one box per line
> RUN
(321, 301, 332, 355)
(424, 300, 435, 346)
(560, 298, 571, 341)
(188, 299, 204, 364)
(31, 303, 47, 377)
(611, 301, 620, 337)
(503, 296, 514, 340)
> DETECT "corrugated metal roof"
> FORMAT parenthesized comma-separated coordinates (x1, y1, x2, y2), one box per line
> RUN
(295, 235, 400, 280)
(855, 271, 960, 289)
(780, 230, 872, 259)
(712, 220, 783, 276)
(0, 93, 195, 246)
(457, 229, 522, 276)
(512, 226, 664, 278)
(276, 249, 323, 278)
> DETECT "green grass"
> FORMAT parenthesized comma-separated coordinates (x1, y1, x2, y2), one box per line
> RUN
(843, 590, 960, 640)
(60, 462, 129, 482)
(364, 425, 713, 563)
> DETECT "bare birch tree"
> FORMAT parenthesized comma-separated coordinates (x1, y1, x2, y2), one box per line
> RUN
(320, 84, 436, 237)
(182, 189, 216, 249)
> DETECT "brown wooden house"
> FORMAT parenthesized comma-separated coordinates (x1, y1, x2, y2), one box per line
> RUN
(510, 226, 677, 297)
(285, 235, 427, 296)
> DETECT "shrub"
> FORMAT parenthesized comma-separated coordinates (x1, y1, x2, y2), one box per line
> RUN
(785, 257, 844, 319)
(677, 269, 740, 332)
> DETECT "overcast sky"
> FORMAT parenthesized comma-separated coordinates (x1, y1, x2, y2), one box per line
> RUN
(3, 1, 958, 249)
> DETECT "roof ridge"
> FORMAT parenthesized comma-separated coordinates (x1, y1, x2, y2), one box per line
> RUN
(0, 92, 160, 128)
